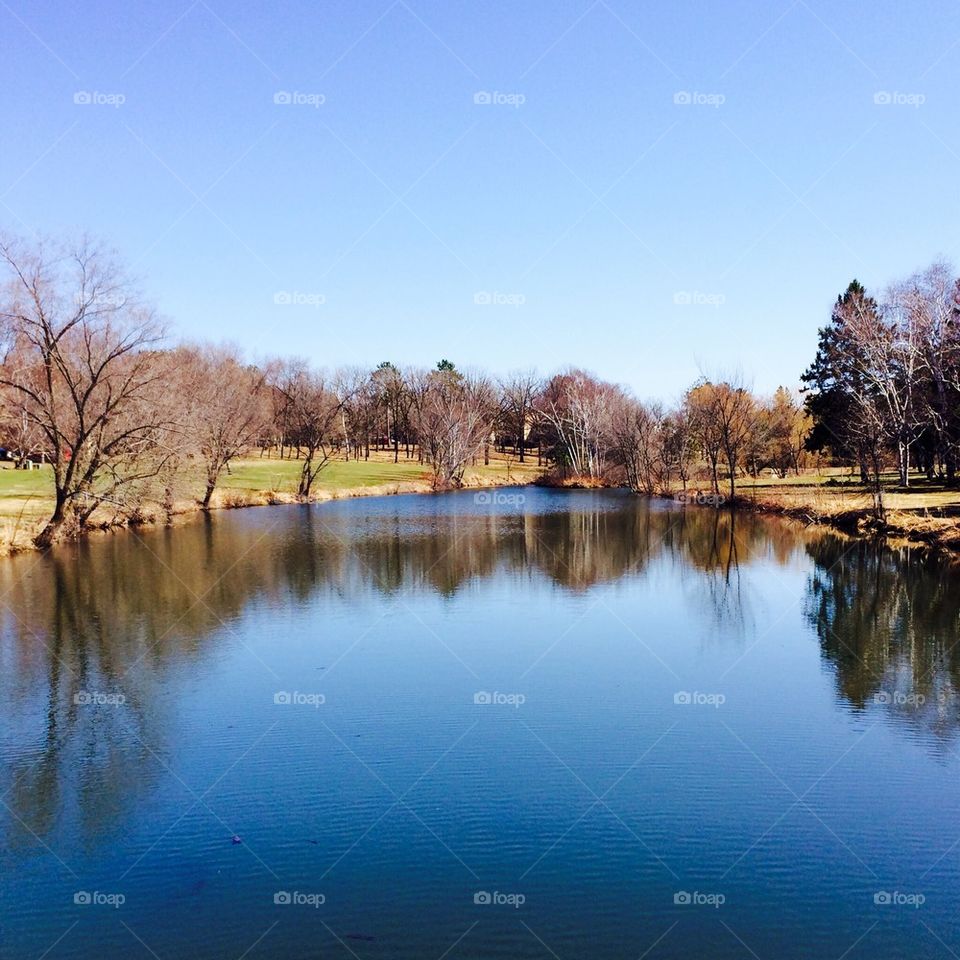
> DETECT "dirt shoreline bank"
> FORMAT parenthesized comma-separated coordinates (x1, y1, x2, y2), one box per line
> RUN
(726, 491, 960, 555)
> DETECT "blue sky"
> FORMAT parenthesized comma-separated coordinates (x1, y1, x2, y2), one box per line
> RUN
(2, 0, 958, 399)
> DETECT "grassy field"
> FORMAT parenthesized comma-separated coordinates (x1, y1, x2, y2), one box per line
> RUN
(0, 467, 56, 522)
(218, 450, 542, 494)
(218, 455, 429, 494)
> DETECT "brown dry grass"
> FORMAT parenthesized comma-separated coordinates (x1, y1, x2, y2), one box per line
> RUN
(730, 471, 960, 551)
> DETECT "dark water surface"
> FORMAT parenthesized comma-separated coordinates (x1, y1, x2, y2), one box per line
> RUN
(2, 487, 960, 959)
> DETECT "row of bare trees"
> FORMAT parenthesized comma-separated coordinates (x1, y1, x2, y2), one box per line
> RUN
(561, 376, 810, 500)
(0, 235, 503, 544)
(0, 233, 817, 547)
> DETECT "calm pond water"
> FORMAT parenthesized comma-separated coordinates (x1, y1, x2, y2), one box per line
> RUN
(2, 487, 960, 960)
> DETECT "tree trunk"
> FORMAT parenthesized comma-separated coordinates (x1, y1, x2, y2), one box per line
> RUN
(34, 493, 68, 548)
(201, 462, 222, 510)
(201, 478, 217, 510)
(162, 485, 175, 523)
(299, 458, 313, 499)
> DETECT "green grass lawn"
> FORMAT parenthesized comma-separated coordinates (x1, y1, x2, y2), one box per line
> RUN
(0, 465, 56, 520)
(0, 458, 435, 520)
(220, 456, 431, 493)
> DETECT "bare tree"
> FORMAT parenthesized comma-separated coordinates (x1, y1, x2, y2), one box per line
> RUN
(0, 387, 46, 467)
(274, 361, 344, 498)
(712, 378, 757, 502)
(372, 362, 411, 463)
(405, 367, 433, 464)
(898, 262, 960, 482)
(850, 282, 924, 486)
(338, 368, 380, 461)
(750, 388, 805, 478)
(416, 367, 496, 488)
(684, 378, 757, 501)
(659, 408, 695, 493)
(609, 394, 663, 494)
(0, 235, 172, 546)
(500, 370, 540, 463)
(536, 369, 617, 480)
(684, 383, 724, 494)
(176, 343, 269, 509)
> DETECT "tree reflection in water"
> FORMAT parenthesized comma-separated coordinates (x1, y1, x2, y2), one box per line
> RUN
(805, 535, 960, 741)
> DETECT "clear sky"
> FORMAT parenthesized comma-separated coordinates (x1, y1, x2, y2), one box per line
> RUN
(2, 0, 958, 400)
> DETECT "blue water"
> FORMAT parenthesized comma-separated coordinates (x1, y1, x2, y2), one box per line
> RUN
(1, 487, 958, 959)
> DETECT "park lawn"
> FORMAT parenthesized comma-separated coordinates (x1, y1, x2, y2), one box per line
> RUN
(220, 455, 430, 494)
(0, 465, 56, 521)
(221, 451, 543, 495)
